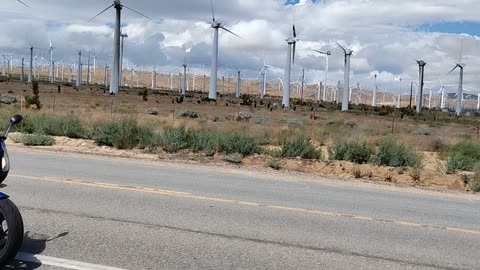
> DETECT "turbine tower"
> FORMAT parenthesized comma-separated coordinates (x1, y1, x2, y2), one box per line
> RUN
(411, 57, 426, 113)
(28, 46, 33, 83)
(151, 67, 157, 89)
(312, 49, 331, 102)
(447, 62, 465, 116)
(48, 36, 55, 83)
(76, 51, 82, 87)
(236, 69, 241, 98)
(372, 73, 378, 107)
(89, 0, 150, 95)
(283, 25, 298, 107)
(208, 0, 240, 100)
(337, 42, 353, 111)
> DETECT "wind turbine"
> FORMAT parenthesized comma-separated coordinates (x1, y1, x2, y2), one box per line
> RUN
(311, 49, 331, 102)
(283, 25, 298, 107)
(446, 45, 466, 116)
(182, 48, 190, 96)
(411, 56, 426, 113)
(336, 42, 353, 111)
(76, 51, 82, 87)
(260, 58, 270, 99)
(47, 35, 55, 83)
(236, 69, 241, 98)
(151, 66, 157, 89)
(89, 1, 150, 95)
(370, 73, 379, 107)
(208, 0, 240, 100)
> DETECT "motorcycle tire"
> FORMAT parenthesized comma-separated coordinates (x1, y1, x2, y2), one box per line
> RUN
(0, 199, 24, 266)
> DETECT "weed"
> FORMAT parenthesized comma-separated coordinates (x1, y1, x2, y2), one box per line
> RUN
(268, 158, 281, 170)
(353, 167, 362, 178)
(218, 132, 258, 156)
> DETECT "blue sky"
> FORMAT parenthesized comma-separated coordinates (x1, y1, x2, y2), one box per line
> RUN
(420, 22, 480, 36)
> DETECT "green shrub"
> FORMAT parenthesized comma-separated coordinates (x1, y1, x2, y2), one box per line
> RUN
(254, 115, 268, 125)
(328, 140, 374, 164)
(445, 141, 480, 172)
(371, 138, 423, 168)
(190, 129, 218, 156)
(471, 180, 480, 192)
(218, 132, 258, 156)
(281, 118, 303, 128)
(92, 118, 142, 150)
(160, 125, 190, 153)
(21, 114, 88, 139)
(20, 133, 55, 146)
(280, 137, 321, 159)
(137, 125, 159, 152)
(224, 153, 243, 164)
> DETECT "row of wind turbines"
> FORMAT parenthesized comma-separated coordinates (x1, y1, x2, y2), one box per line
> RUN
(9, 0, 474, 116)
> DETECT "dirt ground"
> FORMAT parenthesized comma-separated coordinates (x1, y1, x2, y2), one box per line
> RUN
(0, 77, 478, 193)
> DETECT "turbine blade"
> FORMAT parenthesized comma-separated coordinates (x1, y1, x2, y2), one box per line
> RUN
(293, 25, 297, 38)
(335, 42, 346, 53)
(311, 49, 326, 54)
(123, 5, 152, 20)
(446, 65, 458, 76)
(48, 35, 52, 48)
(219, 26, 241, 38)
(459, 39, 464, 63)
(17, 0, 30, 7)
(88, 4, 115, 22)
(210, 0, 215, 21)
(408, 55, 419, 63)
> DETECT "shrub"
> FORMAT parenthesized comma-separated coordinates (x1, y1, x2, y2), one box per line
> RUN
(190, 129, 218, 156)
(471, 180, 480, 192)
(20, 133, 55, 146)
(371, 138, 423, 168)
(268, 158, 281, 170)
(212, 115, 226, 122)
(254, 115, 268, 125)
(21, 114, 88, 139)
(235, 112, 252, 122)
(414, 128, 431, 136)
(177, 110, 199, 119)
(445, 141, 480, 172)
(160, 126, 190, 153)
(353, 167, 362, 178)
(218, 132, 258, 156)
(224, 153, 243, 164)
(92, 118, 141, 150)
(427, 137, 448, 152)
(281, 118, 303, 128)
(329, 140, 374, 164)
(280, 137, 321, 159)
(137, 125, 159, 152)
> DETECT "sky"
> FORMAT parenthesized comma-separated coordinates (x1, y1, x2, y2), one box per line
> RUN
(1, 0, 480, 95)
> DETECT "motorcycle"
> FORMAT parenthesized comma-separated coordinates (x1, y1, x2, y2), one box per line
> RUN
(0, 114, 24, 266)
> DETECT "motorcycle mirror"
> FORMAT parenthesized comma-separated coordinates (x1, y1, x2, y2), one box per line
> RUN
(10, 115, 23, 126)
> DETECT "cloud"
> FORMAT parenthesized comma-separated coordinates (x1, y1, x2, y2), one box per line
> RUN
(1, 0, 480, 95)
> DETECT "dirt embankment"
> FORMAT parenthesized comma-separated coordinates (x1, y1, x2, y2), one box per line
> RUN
(8, 133, 470, 193)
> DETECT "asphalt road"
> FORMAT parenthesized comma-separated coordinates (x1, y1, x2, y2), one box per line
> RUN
(1, 147, 479, 269)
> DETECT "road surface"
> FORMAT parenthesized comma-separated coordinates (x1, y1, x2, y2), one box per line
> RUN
(2, 147, 480, 269)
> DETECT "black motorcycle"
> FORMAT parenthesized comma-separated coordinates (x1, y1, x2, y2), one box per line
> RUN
(0, 115, 24, 265)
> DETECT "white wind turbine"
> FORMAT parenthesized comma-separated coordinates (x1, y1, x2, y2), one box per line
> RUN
(259, 58, 270, 99)
(47, 35, 55, 83)
(336, 41, 353, 111)
(311, 49, 331, 102)
(410, 56, 427, 113)
(208, 0, 240, 100)
(89, 1, 150, 95)
(445, 44, 466, 116)
(283, 25, 298, 107)
(151, 66, 157, 89)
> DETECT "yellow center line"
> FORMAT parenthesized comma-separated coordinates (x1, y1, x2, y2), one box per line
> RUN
(11, 174, 480, 236)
